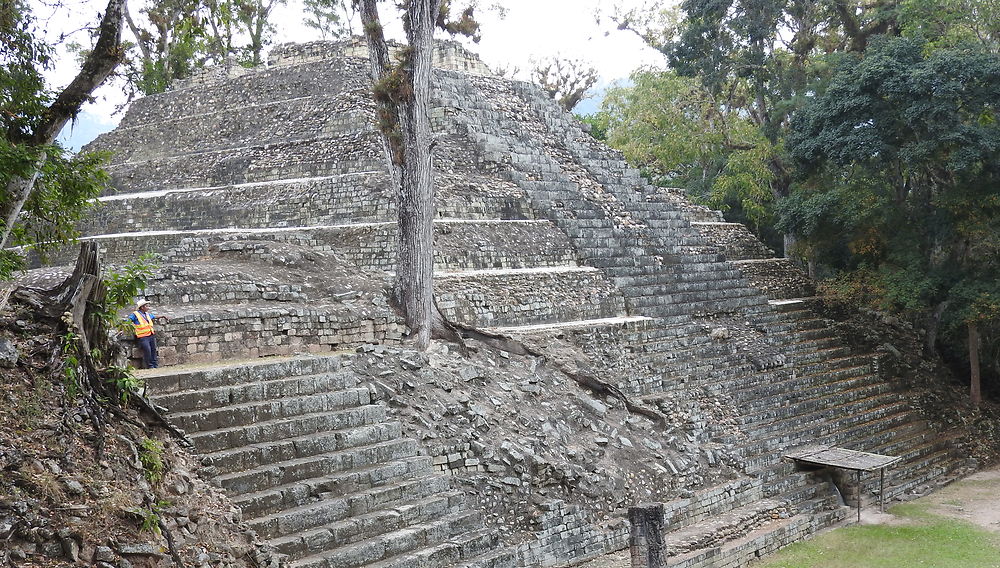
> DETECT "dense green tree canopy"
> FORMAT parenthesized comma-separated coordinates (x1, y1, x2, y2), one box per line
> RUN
(781, 36, 1000, 382)
(599, 0, 1000, 395)
(595, 69, 776, 230)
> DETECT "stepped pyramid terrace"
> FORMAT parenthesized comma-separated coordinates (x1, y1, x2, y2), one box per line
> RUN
(16, 39, 986, 568)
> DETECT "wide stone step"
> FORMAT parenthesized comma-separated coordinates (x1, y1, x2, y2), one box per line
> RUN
(627, 285, 763, 309)
(370, 529, 500, 568)
(488, 315, 654, 338)
(658, 478, 765, 534)
(289, 509, 482, 568)
(664, 498, 788, 556)
(205, 421, 404, 477)
(667, 507, 843, 568)
(170, 387, 372, 432)
(736, 397, 912, 458)
(218, 437, 418, 496)
(760, 315, 828, 336)
(235, 455, 433, 519)
(741, 404, 915, 470)
(152, 369, 358, 413)
(47, 220, 570, 276)
(251, 473, 453, 542)
(690, 222, 775, 261)
(190, 404, 388, 454)
(144, 355, 344, 394)
(784, 344, 854, 366)
(728, 364, 875, 406)
(623, 277, 755, 299)
(633, 293, 771, 319)
(272, 488, 464, 560)
(735, 258, 816, 300)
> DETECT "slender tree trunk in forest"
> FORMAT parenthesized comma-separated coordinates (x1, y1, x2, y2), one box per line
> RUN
(1, 161, 44, 248)
(925, 300, 949, 356)
(357, 0, 445, 350)
(0, 0, 126, 251)
(969, 321, 982, 409)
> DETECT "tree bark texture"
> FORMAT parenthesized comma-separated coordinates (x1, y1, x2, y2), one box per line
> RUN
(0, 0, 125, 250)
(358, 0, 442, 350)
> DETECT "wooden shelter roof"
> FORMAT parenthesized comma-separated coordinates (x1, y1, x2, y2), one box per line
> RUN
(784, 446, 901, 472)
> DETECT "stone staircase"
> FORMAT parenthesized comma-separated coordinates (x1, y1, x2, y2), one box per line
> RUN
(145, 356, 498, 568)
(13, 39, 980, 568)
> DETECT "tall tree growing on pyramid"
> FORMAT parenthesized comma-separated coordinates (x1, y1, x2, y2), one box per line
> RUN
(355, 0, 478, 349)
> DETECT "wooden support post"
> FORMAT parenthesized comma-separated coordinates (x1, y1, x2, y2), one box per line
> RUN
(856, 470, 862, 523)
(629, 503, 666, 568)
(879, 468, 885, 513)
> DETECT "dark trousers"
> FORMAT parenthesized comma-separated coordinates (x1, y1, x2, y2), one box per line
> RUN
(137, 335, 159, 369)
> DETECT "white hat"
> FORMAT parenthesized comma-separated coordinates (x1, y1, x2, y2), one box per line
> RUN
(136, 299, 150, 309)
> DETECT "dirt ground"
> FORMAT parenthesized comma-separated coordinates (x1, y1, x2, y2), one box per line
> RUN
(861, 466, 1000, 532)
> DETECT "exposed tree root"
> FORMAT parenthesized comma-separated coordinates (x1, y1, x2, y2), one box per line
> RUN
(450, 319, 665, 423)
(14, 243, 191, 452)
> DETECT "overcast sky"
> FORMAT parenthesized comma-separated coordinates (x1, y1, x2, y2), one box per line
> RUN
(40, 0, 668, 149)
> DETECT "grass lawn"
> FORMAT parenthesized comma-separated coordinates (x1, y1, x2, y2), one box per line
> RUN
(755, 504, 1000, 568)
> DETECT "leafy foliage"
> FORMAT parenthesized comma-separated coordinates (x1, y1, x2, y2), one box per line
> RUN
(0, 0, 51, 141)
(121, 0, 288, 96)
(530, 57, 599, 112)
(1, 3, 112, 280)
(597, 69, 776, 230)
(138, 438, 166, 483)
(785, 35, 1000, 383)
(302, 0, 357, 39)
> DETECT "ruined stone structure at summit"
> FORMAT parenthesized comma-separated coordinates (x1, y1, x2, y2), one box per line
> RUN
(24, 40, 981, 567)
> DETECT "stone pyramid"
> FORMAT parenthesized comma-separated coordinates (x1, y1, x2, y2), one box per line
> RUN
(22, 39, 976, 567)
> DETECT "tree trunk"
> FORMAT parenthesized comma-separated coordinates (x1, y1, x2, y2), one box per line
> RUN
(358, 0, 442, 350)
(969, 321, 982, 409)
(0, 158, 45, 249)
(925, 300, 949, 356)
(0, 0, 125, 250)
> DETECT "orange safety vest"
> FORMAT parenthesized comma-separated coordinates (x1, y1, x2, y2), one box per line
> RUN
(132, 311, 155, 338)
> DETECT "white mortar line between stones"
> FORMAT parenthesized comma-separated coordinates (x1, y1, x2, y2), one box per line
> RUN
(97, 172, 384, 202)
(75, 223, 395, 240)
(768, 299, 805, 305)
(434, 266, 599, 278)
(488, 315, 652, 333)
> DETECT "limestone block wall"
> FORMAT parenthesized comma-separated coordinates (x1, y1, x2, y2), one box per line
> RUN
(733, 259, 816, 300)
(435, 267, 626, 327)
(93, 96, 374, 163)
(267, 38, 495, 76)
(103, 132, 384, 194)
(83, 174, 393, 235)
(116, 58, 371, 129)
(691, 222, 774, 261)
(80, 173, 535, 237)
(146, 306, 403, 366)
(39, 220, 577, 276)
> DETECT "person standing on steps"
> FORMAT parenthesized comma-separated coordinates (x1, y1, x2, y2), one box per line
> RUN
(129, 299, 167, 369)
